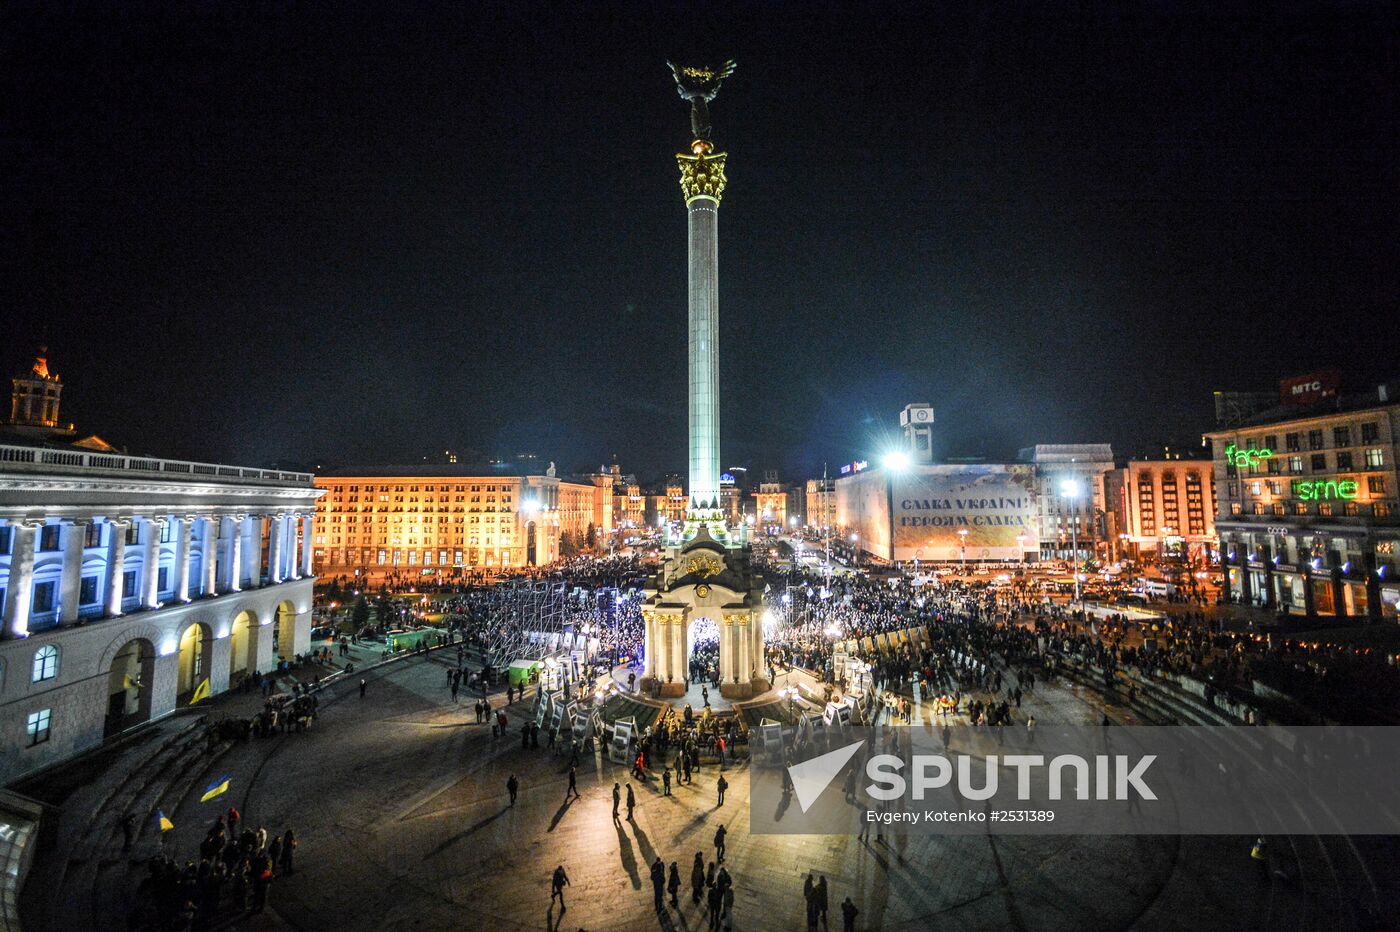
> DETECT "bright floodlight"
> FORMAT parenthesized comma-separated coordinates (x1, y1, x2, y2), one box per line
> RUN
(883, 450, 911, 472)
(1059, 478, 1082, 498)
(522, 499, 541, 514)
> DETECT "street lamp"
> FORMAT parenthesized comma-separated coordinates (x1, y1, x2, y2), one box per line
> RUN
(1060, 478, 1083, 609)
(957, 528, 968, 573)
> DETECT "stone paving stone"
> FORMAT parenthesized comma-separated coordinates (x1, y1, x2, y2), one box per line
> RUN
(30, 646, 1393, 931)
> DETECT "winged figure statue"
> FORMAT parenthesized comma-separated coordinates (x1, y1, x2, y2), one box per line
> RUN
(667, 60, 737, 141)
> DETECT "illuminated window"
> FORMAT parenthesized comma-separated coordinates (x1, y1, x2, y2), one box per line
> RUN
(1344, 503, 1359, 517)
(1318, 503, 1333, 517)
(1365, 448, 1384, 468)
(1272, 504, 1285, 516)
(32, 645, 58, 682)
(1369, 477, 1387, 495)
(1288, 457, 1303, 475)
(1294, 503, 1307, 515)
(26, 709, 51, 746)
(1376, 504, 1392, 518)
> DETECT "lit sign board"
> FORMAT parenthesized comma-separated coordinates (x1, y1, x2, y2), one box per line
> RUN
(1292, 479, 1358, 501)
(1224, 443, 1272, 468)
(839, 460, 869, 476)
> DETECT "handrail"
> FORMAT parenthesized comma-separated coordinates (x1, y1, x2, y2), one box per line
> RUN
(0, 443, 314, 485)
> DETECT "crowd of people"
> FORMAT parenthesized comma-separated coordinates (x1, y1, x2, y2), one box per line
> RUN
(127, 808, 296, 929)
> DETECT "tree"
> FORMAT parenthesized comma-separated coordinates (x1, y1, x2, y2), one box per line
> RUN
(585, 522, 597, 551)
(348, 595, 370, 634)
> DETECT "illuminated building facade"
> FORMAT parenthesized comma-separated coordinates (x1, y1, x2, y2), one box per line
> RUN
(1206, 385, 1400, 620)
(0, 445, 318, 780)
(1105, 461, 1215, 561)
(312, 465, 606, 577)
(805, 478, 837, 531)
(1018, 445, 1115, 561)
(753, 470, 787, 533)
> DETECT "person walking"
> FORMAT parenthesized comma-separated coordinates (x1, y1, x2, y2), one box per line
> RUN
(722, 881, 735, 931)
(551, 864, 570, 912)
(804, 873, 817, 931)
(668, 861, 681, 908)
(663, 767, 672, 796)
(707, 881, 723, 932)
(507, 773, 519, 807)
(566, 765, 580, 800)
(612, 782, 621, 820)
(816, 875, 830, 929)
(716, 774, 728, 807)
(359, 677, 367, 698)
(279, 829, 296, 875)
(841, 896, 859, 932)
(650, 856, 666, 910)
(626, 783, 636, 820)
(714, 823, 727, 863)
(691, 852, 706, 905)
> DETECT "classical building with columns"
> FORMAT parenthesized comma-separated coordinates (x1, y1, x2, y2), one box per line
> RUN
(0, 443, 320, 782)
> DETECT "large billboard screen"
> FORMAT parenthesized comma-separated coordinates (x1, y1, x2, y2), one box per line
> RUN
(893, 465, 1037, 561)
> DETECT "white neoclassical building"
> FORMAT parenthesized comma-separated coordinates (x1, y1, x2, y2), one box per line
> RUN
(0, 443, 321, 782)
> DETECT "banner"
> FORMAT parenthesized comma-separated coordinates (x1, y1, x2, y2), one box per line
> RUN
(893, 465, 1036, 561)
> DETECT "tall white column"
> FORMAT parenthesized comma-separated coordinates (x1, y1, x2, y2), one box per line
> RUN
(105, 518, 131, 617)
(302, 513, 315, 577)
(174, 516, 194, 602)
(242, 515, 262, 589)
(267, 512, 284, 584)
(228, 516, 243, 592)
(2, 520, 40, 638)
(58, 518, 90, 624)
(676, 149, 727, 520)
(203, 515, 221, 596)
(284, 513, 299, 580)
(142, 516, 165, 608)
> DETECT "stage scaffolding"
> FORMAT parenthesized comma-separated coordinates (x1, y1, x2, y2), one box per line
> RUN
(480, 580, 569, 668)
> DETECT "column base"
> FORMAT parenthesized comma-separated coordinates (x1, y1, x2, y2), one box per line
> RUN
(719, 677, 769, 701)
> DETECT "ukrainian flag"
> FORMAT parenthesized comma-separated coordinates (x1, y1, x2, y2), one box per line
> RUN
(156, 809, 175, 832)
(200, 774, 231, 803)
(190, 678, 211, 705)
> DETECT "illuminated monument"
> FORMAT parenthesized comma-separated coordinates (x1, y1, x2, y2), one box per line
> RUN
(641, 61, 767, 700)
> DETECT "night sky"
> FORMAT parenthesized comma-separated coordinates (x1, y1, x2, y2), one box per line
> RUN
(5, 3, 1396, 481)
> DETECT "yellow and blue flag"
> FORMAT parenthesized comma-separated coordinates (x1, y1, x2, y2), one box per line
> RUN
(156, 809, 174, 832)
(200, 774, 231, 803)
(190, 678, 211, 705)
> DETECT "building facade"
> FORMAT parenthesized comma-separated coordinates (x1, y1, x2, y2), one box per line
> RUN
(1105, 460, 1216, 562)
(312, 466, 606, 578)
(1018, 444, 1115, 561)
(753, 470, 787, 534)
(805, 477, 837, 531)
(0, 444, 319, 781)
(1206, 389, 1400, 620)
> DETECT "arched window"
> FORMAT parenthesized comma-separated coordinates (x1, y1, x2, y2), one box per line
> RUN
(32, 644, 59, 682)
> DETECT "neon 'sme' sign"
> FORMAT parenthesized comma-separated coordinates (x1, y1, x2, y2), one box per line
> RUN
(1293, 479, 1359, 501)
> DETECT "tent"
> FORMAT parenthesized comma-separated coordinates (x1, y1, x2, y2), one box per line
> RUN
(507, 659, 543, 688)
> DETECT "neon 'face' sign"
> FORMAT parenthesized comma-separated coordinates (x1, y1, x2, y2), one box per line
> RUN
(1224, 442, 1272, 468)
(1293, 479, 1358, 501)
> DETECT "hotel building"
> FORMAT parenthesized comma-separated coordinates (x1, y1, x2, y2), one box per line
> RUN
(311, 466, 609, 578)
